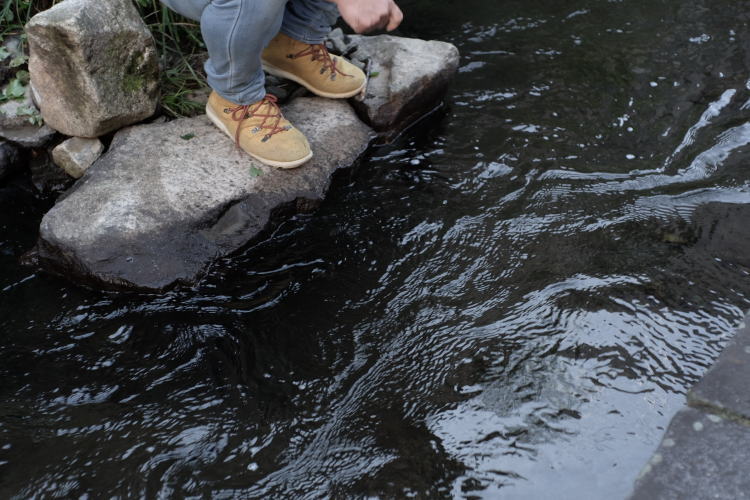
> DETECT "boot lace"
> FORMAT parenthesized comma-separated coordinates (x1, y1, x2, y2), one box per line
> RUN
(226, 94, 288, 145)
(289, 44, 352, 80)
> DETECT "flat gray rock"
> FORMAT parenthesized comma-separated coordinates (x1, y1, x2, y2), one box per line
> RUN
(629, 407, 750, 500)
(36, 98, 372, 291)
(0, 87, 56, 148)
(349, 34, 460, 132)
(26, 0, 159, 137)
(688, 315, 750, 421)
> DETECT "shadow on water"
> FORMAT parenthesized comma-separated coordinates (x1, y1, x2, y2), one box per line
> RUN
(2, 0, 750, 497)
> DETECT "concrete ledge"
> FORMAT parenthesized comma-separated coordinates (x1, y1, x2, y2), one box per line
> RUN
(630, 314, 750, 499)
(629, 407, 750, 500)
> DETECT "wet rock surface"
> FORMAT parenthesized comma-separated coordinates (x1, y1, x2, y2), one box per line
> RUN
(629, 407, 750, 500)
(25, 0, 159, 138)
(688, 317, 750, 421)
(348, 34, 460, 132)
(36, 98, 372, 291)
(631, 314, 750, 499)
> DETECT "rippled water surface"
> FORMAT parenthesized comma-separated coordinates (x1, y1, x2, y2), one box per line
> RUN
(3, 0, 750, 498)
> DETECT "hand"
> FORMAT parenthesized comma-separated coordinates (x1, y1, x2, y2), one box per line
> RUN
(332, 0, 403, 34)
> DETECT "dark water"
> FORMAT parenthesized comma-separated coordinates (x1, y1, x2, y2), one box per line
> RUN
(3, 0, 750, 497)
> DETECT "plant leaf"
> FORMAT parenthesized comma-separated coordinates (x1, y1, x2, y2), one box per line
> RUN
(9, 53, 28, 68)
(4, 78, 27, 100)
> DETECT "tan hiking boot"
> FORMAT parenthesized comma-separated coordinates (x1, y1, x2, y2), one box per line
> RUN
(205, 91, 312, 169)
(261, 32, 366, 99)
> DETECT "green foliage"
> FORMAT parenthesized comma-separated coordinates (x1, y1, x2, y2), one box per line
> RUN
(16, 103, 43, 125)
(3, 0, 209, 117)
(0, 69, 30, 103)
(0, 77, 26, 102)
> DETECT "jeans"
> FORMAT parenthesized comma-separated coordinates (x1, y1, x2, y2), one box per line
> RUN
(160, 0, 339, 104)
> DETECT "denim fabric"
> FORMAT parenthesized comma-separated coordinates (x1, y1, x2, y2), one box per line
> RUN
(160, 0, 339, 104)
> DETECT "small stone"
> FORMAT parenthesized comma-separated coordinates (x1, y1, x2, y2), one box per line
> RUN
(348, 34, 460, 132)
(707, 414, 722, 423)
(661, 438, 676, 448)
(327, 28, 350, 55)
(692, 421, 704, 431)
(51, 137, 104, 179)
(26, 0, 160, 137)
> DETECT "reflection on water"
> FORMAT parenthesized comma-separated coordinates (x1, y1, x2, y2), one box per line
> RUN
(2, 0, 750, 498)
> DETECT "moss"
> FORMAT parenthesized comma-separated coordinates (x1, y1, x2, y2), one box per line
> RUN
(121, 49, 149, 94)
(122, 73, 145, 93)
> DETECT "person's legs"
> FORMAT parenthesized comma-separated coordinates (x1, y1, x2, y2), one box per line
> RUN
(280, 0, 340, 44)
(161, 0, 312, 169)
(261, 0, 365, 99)
(159, 0, 210, 22)
(200, 0, 288, 105)
(160, 0, 287, 104)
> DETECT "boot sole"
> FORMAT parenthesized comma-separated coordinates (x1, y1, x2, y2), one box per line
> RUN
(262, 61, 367, 99)
(205, 104, 313, 170)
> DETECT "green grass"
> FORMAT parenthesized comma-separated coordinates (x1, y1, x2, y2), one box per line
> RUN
(1, 0, 209, 117)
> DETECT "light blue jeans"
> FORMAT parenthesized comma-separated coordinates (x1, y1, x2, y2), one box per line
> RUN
(160, 0, 339, 104)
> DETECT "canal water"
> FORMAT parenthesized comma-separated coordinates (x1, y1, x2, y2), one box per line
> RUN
(2, 0, 750, 497)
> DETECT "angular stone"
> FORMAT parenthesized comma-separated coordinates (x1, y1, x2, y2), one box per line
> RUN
(629, 407, 750, 500)
(688, 314, 750, 422)
(0, 86, 56, 148)
(25, 0, 159, 138)
(36, 98, 372, 291)
(348, 34, 460, 132)
(52, 137, 104, 179)
(0, 140, 22, 182)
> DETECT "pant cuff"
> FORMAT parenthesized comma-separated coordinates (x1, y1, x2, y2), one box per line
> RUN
(280, 26, 330, 45)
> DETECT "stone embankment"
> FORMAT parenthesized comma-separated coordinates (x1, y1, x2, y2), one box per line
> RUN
(0, 0, 459, 291)
(629, 313, 750, 499)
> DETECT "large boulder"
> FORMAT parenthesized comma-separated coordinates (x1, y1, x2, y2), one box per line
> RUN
(349, 35, 460, 132)
(35, 98, 372, 291)
(25, 0, 159, 138)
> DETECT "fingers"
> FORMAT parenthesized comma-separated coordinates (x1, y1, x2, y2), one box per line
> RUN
(339, 0, 402, 34)
(386, 2, 403, 31)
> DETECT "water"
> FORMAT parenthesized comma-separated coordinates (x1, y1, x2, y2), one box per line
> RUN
(2, 0, 750, 497)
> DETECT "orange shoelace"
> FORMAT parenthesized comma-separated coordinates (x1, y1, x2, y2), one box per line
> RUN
(227, 94, 287, 145)
(289, 44, 352, 80)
